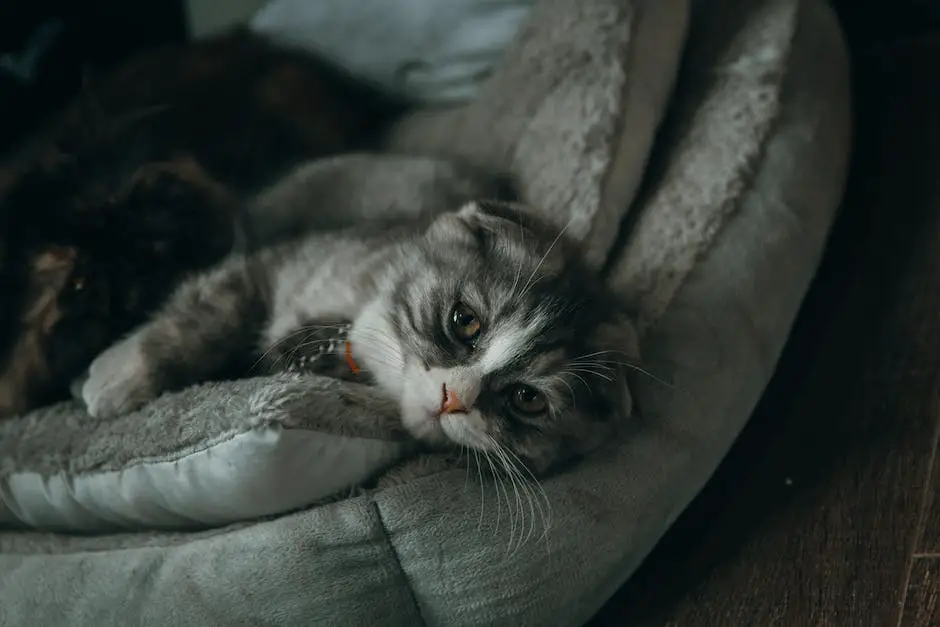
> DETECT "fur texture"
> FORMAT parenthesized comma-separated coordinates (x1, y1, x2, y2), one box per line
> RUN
(80, 200, 638, 474)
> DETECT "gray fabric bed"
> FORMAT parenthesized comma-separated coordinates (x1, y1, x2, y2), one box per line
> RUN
(0, 0, 850, 624)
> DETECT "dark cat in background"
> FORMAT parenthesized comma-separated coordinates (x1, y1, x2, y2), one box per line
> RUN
(0, 28, 408, 418)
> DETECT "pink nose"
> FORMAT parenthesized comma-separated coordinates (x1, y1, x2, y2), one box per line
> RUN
(439, 384, 467, 415)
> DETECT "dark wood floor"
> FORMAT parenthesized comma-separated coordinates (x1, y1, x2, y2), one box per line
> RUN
(589, 26, 940, 627)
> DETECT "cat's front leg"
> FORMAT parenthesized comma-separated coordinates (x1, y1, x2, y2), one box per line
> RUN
(81, 252, 274, 418)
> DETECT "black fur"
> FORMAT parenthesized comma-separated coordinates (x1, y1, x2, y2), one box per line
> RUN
(0, 29, 404, 416)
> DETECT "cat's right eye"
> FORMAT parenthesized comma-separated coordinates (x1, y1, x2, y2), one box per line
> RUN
(509, 385, 548, 415)
(450, 302, 482, 344)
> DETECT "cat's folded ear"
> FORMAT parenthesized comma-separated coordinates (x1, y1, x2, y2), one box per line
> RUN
(426, 199, 526, 246)
(424, 202, 483, 246)
(459, 200, 586, 254)
(457, 200, 544, 233)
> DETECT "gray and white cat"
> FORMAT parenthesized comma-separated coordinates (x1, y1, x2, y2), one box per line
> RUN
(80, 200, 638, 474)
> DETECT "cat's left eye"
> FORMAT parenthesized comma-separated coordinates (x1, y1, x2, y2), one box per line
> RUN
(509, 385, 548, 415)
(451, 302, 482, 344)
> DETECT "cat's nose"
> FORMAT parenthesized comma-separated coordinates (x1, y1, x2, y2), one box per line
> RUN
(439, 384, 467, 415)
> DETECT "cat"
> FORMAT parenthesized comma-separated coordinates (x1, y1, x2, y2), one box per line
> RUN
(78, 200, 639, 474)
(0, 28, 409, 418)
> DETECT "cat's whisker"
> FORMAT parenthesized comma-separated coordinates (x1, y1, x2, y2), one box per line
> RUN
(499, 447, 528, 554)
(296, 323, 348, 331)
(590, 359, 686, 394)
(570, 349, 623, 362)
(556, 377, 577, 406)
(480, 451, 504, 537)
(460, 445, 471, 489)
(496, 441, 554, 539)
(482, 435, 553, 554)
(253, 321, 353, 372)
(250, 327, 320, 373)
(560, 370, 593, 395)
(486, 450, 516, 550)
(507, 455, 543, 552)
(572, 349, 675, 382)
(493, 455, 515, 549)
(509, 256, 524, 296)
(494, 460, 519, 554)
(567, 360, 614, 373)
(568, 356, 613, 367)
(488, 439, 528, 555)
(508, 216, 526, 296)
(568, 367, 614, 382)
(284, 337, 339, 363)
(515, 469, 540, 550)
(570, 353, 690, 395)
(473, 449, 486, 532)
(520, 219, 573, 298)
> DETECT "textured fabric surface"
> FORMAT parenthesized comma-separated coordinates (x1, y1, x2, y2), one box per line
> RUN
(609, 0, 800, 331)
(0, 0, 850, 625)
(0, 499, 423, 626)
(250, 0, 534, 103)
(387, 0, 689, 267)
(0, 375, 413, 531)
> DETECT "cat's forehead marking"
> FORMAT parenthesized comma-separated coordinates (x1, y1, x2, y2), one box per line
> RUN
(478, 314, 542, 374)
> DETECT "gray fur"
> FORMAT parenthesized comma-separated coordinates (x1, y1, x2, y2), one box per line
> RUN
(81, 201, 638, 474)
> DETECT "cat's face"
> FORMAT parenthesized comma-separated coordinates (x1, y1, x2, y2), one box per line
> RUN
(349, 202, 638, 473)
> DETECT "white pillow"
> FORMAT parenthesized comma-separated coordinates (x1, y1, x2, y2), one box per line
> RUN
(0, 376, 413, 532)
(249, 0, 534, 103)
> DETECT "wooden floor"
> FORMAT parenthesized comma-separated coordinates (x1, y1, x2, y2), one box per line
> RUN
(589, 31, 940, 627)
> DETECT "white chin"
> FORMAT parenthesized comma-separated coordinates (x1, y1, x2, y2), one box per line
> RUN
(400, 410, 450, 448)
(440, 413, 491, 451)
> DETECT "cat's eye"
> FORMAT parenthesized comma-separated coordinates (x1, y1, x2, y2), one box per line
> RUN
(509, 385, 548, 415)
(451, 302, 482, 343)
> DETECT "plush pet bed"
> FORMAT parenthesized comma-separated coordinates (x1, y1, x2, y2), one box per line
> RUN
(0, 0, 850, 624)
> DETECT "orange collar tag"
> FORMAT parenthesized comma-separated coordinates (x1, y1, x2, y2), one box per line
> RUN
(345, 341, 361, 376)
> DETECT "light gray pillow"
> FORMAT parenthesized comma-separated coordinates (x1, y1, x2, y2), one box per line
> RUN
(1, 376, 412, 532)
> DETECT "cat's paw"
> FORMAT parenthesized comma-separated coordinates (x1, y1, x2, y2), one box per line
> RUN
(81, 334, 157, 418)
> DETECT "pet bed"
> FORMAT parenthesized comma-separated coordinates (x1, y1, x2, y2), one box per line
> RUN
(0, 0, 850, 624)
